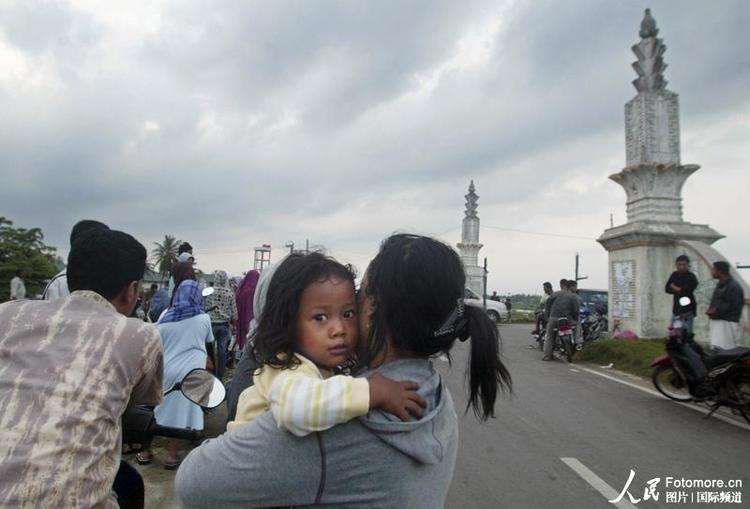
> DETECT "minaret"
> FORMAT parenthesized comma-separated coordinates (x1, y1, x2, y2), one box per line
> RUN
(598, 9, 728, 339)
(457, 181, 484, 295)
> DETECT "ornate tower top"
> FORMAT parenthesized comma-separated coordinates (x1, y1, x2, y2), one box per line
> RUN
(464, 180, 478, 219)
(639, 8, 658, 38)
(632, 9, 668, 92)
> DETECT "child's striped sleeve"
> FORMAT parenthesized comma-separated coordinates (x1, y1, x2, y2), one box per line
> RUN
(267, 368, 370, 437)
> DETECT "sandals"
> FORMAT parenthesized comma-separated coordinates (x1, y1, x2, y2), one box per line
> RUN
(135, 452, 152, 465)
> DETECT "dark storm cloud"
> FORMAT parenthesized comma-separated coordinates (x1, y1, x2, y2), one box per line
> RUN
(0, 0, 748, 289)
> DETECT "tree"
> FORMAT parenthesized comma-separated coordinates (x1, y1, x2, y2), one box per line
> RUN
(151, 235, 182, 276)
(0, 217, 59, 302)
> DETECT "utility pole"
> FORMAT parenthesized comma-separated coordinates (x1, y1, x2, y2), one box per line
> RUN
(285, 241, 294, 254)
(305, 239, 310, 254)
(575, 253, 589, 282)
(483, 257, 488, 310)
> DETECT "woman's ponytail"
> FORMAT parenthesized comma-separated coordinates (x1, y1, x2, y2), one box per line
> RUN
(464, 305, 512, 420)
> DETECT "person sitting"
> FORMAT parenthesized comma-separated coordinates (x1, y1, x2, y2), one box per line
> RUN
(0, 228, 163, 508)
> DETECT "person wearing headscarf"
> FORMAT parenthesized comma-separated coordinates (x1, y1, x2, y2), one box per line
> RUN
(169, 261, 196, 304)
(234, 270, 260, 353)
(203, 270, 237, 381)
(224, 262, 279, 424)
(137, 280, 214, 469)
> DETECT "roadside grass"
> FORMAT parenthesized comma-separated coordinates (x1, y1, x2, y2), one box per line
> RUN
(577, 338, 667, 378)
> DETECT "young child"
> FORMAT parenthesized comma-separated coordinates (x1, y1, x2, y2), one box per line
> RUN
(227, 252, 425, 435)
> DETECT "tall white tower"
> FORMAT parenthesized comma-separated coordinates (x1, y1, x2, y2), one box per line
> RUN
(597, 9, 747, 341)
(457, 181, 485, 295)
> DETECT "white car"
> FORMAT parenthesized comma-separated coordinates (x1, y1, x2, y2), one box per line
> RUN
(463, 288, 509, 324)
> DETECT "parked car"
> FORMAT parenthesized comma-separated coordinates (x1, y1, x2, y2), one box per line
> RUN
(464, 288, 509, 324)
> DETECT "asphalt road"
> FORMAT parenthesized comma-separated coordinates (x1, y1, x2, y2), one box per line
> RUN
(442, 324, 749, 509)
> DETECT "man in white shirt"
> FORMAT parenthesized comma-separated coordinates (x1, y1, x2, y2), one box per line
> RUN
(43, 220, 109, 301)
(9, 272, 26, 300)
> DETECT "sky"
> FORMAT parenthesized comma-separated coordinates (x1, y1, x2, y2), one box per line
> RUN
(1, 0, 749, 294)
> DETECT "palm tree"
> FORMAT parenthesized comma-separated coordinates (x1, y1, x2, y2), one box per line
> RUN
(152, 235, 182, 276)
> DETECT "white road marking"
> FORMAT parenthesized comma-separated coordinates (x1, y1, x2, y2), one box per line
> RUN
(560, 457, 638, 509)
(578, 366, 750, 432)
(569, 368, 581, 373)
(438, 355, 449, 362)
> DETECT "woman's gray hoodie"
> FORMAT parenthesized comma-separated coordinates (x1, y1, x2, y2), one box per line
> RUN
(175, 358, 458, 508)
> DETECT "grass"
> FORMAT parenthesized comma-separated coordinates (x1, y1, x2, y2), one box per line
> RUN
(576, 338, 667, 378)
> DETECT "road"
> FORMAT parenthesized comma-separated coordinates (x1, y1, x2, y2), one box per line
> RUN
(443, 324, 749, 509)
(136, 324, 748, 508)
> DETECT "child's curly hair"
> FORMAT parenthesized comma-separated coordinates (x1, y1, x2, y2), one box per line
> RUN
(251, 252, 357, 370)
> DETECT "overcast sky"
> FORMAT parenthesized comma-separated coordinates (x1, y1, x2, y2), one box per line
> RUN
(1, 0, 748, 294)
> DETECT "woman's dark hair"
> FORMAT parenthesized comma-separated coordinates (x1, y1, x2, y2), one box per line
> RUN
(67, 228, 147, 300)
(676, 254, 690, 263)
(251, 252, 356, 370)
(362, 233, 512, 420)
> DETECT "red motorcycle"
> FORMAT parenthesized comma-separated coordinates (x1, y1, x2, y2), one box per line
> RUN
(651, 298, 750, 423)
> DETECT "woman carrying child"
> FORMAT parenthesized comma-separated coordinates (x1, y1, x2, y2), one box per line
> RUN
(177, 234, 512, 508)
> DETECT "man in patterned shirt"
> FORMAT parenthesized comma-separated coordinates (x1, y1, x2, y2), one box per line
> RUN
(0, 227, 164, 508)
(203, 270, 238, 380)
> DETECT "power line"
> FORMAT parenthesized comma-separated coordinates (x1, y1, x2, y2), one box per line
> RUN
(481, 224, 597, 241)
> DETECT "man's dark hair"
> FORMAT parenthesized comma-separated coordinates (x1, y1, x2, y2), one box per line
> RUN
(178, 242, 193, 255)
(559, 279, 568, 288)
(676, 254, 690, 263)
(67, 229, 147, 300)
(713, 261, 731, 276)
(70, 220, 109, 245)
(150, 283, 158, 291)
(543, 282, 552, 288)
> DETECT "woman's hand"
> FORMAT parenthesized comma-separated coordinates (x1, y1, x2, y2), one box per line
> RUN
(368, 373, 427, 422)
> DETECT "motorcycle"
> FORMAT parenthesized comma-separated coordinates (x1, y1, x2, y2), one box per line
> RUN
(538, 317, 576, 362)
(651, 297, 750, 423)
(115, 368, 226, 508)
(581, 305, 607, 344)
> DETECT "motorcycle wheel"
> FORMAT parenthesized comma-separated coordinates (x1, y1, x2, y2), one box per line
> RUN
(729, 370, 750, 424)
(565, 340, 574, 363)
(652, 365, 693, 402)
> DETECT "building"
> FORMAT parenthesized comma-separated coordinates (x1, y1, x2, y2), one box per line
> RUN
(457, 181, 485, 296)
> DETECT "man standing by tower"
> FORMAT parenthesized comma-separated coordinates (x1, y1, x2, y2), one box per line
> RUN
(706, 261, 745, 350)
(664, 255, 698, 333)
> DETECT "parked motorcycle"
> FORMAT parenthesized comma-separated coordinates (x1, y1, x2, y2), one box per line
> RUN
(538, 317, 576, 362)
(115, 368, 226, 508)
(651, 297, 750, 423)
(581, 306, 608, 343)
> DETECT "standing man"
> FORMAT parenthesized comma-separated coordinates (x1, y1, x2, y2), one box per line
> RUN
(203, 270, 238, 381)
(43, 219, 109, 301)
(543, 280, 580, 361)
(0, 228, 163, 508)
(664, 255, 698, 333)
(533, 282, 553, 335)
(706, 261, 745, 350)
(9, 271, 25, 300)
(489, 291, 501, 302)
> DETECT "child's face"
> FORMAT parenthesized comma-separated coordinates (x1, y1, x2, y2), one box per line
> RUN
(296, 276, 359, 369)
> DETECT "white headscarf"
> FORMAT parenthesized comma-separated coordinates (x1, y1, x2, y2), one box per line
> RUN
(246, 257, 285, 344)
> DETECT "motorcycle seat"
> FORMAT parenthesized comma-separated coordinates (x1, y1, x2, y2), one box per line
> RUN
(704, 346, 750, 369)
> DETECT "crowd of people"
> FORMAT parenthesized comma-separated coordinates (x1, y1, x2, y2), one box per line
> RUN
(0, 220, 513, 508)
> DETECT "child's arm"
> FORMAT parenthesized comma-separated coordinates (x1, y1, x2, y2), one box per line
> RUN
(267, 368, 425, 437)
